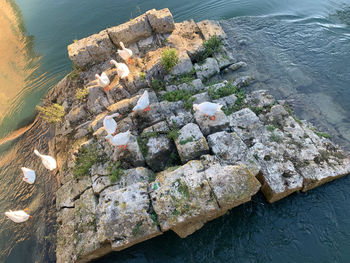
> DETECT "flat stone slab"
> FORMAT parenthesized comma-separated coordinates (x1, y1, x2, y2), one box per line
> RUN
(96, 182, 162, 250)
(175, 123, 209, 163)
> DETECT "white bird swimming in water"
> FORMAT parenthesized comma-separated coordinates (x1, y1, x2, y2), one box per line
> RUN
(117, 42, 133, 64)
(95, 72, 110, 92)
(21, 167, 36, 184)
(109, 60, 130, 80)
(5, 209, 31, 223)
(193, 102, 223, 120)
(133, 90, 150, 112)
(105, 130, 131, 150)
(103, 113, 120, 135)
(34, 149, 57, 171)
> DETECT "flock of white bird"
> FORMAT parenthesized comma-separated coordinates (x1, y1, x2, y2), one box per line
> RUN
(5, 42, 224, 225)
(5, 150, 57, 223)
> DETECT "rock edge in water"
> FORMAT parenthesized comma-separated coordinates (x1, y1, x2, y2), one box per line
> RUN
(46, 8, 350, 263)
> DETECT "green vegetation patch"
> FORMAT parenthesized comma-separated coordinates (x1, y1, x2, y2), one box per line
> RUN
(137, 131, 160, 158)
(162, 89, 196, 110)
(284, 104, 303, 125)
(266, 125, 276, 132)
(179, 136, 194, 145)
(208, 82, 238, 100)
(75, 87, 89, 101)
(73, 144, 99, 178)
(36, 103, 65, 123)
(193, 35, 223, 64)
(270, 133, 282, 143)
(167, 69, 196, 86)
(314, 131, 332, 139)
(151, 78, 165, 92)
(139, 72, 146, 81)
(132, 221, 144, 237)
(161, 48, 179, 73)
(108, 161, 124, 183)
(69, 64, 82, 80)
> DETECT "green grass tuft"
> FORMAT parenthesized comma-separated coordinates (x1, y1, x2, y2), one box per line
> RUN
(162, 89, 196, 110)
(161, 48, 179, 73)
(266, 125, 276, 132)
(151, 78, 165, 92)
(73, 144, 99, 178)
(36, 103, 65, 123)
(75, 87, 89, 101)
(108, 161, 124, 183)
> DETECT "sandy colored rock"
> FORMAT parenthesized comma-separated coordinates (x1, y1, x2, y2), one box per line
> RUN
(146, 8, 175, 34)
(107, 13, 153, 46)
(197, 20, 227, 40)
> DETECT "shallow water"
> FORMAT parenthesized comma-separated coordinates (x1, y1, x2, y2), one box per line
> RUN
(1, 0, 350, 262)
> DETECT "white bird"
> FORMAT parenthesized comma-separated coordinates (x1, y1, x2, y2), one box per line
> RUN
(21, 167, 36, 184)
(133, 90, 150, 112)
(34, 149, 57, 171)
(105, 130, 131, 150)
(103, 113, 120, 135)
(5, 209, 31, 223)
(110, 60, 130, 80)
(95, 72, 110, 92)
(193, 102, 223, 120)
(117, 42, 133, 64)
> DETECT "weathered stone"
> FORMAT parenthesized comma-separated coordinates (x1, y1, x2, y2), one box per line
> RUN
(146, 8, 175, 34)
(150, 160, 218, 237)
(66, 105, 87, 124)
(232, 76, 254, 88)
(146, 135, 174, 171)
(194, 58, 220, 80)
(207, 131, 260, 176)
(175, 123, 209, 163)
(213, 94, 237, 108)
(85, 30, 115, 64)
(87, 86, 110, 114)
(106, 83, 131, 104)
(137, 36, 156, 53)
(67, 40, 93, 68)
(111, 135, 145, 168)
(205, 164, 261, 212)
(92, 166, 153, 195)
(142, 121, 170, 134)
(214, 47, 235, 69)
(194, 109, 229, 136)
(229, 108, 267, 143)
(171, 51, 193, 76)
(228, 61, 247, 71)
(167, 111, 194, 129)
(96, 182, 162, 250)
(132, 103, 164, 131)
(197, 20, 226, 40)
(107, 98, 131, 115)
(90, 112, 108, 132)
(168, 20, 204, 57)
(245, 90, 275, 108)
(107, 13, 153, 45)
(192, 92, 210, 104)
(250, 142, 304, 203)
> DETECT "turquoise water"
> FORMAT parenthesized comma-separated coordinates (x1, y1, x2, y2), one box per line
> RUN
(1, 0, 350, 262)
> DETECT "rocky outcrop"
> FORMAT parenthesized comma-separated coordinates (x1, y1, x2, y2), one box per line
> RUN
(50, 8, 350, 263)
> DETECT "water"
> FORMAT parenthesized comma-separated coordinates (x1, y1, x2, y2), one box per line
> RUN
(1, 0, 350, 262)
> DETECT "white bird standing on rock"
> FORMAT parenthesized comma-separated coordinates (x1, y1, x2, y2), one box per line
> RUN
(95, 72, 111, 92)
(34, 149, 57, 171)
(109, 60, 130, 80)
(117, 42, 133, 64)
(5, 209, 31, 223)
(103, 113, 120, 135)
(133, 90, 150, 112)
(21, 167, 36, 184)
(193, 102, 223, 120)
(105, 130, 131, 150)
